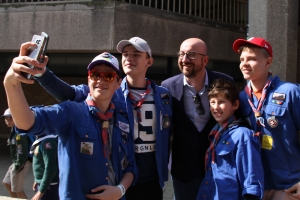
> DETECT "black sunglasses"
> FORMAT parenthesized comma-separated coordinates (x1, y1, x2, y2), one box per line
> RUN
(193, 94, 205, 115)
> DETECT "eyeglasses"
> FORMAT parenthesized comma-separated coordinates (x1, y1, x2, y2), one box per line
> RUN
(88, 71, 119, 83)
(193, 94, 205, 115)
(178, 51, 206, 60)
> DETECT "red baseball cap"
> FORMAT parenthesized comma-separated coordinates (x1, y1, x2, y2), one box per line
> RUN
(233, 37, 272, 57)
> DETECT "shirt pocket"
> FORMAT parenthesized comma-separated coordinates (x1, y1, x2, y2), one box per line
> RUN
(76, 127, 99, 159)
(264, 105, 286, 128)
(214, 140, 236, 174)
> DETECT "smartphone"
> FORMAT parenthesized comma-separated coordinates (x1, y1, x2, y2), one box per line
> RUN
(21, 32, 49, 79)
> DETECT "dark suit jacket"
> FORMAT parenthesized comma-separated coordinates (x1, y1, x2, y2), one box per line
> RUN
(161, 70, 233, 182)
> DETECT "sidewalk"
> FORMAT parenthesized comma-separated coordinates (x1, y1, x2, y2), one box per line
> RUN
(0, 138, 174, 199)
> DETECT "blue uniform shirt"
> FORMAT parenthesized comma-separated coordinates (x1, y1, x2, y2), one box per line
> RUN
(17, 101, 137, 200)
(197, 124, 263, 200)
(239, 76, 300, 190)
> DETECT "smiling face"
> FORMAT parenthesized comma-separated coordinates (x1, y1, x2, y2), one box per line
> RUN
(121, 45, 153, 78)
(178, 38, 208, 78)
(239, 48, 272, 82)
(88, 64, 121, 102)
(209, 95, 239, 126)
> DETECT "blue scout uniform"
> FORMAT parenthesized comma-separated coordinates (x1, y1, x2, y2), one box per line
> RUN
(239, 75, 300, 190)
(196, 122, 263, 200)
(16, 100, 137, 200)
(36, 71, 172, 189)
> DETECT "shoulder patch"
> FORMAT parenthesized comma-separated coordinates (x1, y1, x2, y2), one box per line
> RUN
(44, 142, 52, 149)
(16, 134, 21, 140)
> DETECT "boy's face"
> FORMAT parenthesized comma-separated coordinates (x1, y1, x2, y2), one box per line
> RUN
(88, 64, 121, 102)
(4, 116, 14, 128)
(209, 95, 239, 126)
(239, 48, 271, 82)
(121, 45, 153, 77)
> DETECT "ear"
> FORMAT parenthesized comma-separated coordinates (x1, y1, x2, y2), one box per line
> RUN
(203, 55, 209, 67)
(232, 99, 240, 111)
(147, 57, 154, 67)
(266, 57, 272, 69)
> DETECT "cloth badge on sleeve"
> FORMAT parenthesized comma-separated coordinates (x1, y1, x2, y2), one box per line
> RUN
(44, 142, 52, 149)
(272, 93, 286, 101)
(17, 145, 23, 154)
(16, 134, 21, 140)
(160, 93, 170, 100)
(118, 121, 129, 132)
(80, 142, 93, 155)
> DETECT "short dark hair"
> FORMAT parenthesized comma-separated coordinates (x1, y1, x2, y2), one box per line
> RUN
(208, 79, 239, 104)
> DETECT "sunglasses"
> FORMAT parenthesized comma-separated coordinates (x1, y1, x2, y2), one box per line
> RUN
(193, 94, 205, 115)
(88, 71, 119, 83)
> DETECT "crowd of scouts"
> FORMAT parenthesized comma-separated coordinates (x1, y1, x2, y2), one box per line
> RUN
(2, 35, 300, 200)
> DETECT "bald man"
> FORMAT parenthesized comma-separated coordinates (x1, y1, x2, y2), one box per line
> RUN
(161, 38, 233, 200)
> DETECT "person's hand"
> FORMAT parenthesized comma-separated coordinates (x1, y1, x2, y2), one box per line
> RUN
(32, 182, 37, 191)
(4, 42, 49, 86)
(85, 185, 122, 200)
(285, 182, 300, 199)
(31, 190, 44, 200)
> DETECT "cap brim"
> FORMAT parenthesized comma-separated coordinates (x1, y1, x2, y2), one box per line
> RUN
(232, 39, 250, 53)
(1, 114, 11, 117)
(87, 60, 120, 75)
(116, 40, 146, 53)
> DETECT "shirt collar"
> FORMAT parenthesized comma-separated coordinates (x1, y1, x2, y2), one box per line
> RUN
(183, 70, 209, 90)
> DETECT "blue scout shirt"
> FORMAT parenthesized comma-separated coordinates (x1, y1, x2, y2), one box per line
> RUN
(197, 124, 263, 200)
(239, 76, 300, 190)
(17, 101, 137, 200)
(71, 77, 172, 188)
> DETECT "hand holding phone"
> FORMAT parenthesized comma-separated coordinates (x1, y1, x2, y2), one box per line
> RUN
(21, 32, 49, 79)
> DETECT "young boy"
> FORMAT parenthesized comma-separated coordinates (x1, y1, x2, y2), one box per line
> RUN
(233, 37, 300, 199)
(30, 134, 59, 200)
(4, 48, 137, 200)
(1, 108, 32, 199)
(196, 79, 263, 200)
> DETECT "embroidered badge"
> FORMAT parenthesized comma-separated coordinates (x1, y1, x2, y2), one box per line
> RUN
(160, 93, 170, 100)
(80, 142, 93, 155)
(262, 135, 273, 150)
(44, 143, 52, 149)
(162, 116, 171, 128)
(16, 134, 21, 140)
(267, 116, 278, 128)
(271, 100, 283, 105)
(118, 121, 129, 132)
(272, 93, 286, 101)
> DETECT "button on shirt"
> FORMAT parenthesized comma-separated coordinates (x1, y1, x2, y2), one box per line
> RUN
(183, 70, 210, 132)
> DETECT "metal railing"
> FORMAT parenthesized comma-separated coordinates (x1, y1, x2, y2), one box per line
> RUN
(120, 0, 248, 26)
(1, 0, 248, 27)
(0, 0, 91, 3)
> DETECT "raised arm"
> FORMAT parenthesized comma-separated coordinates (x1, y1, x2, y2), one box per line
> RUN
(3, 42, 41, 130)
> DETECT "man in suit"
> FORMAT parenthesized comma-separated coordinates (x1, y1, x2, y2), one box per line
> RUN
(161, 38, 233, 200)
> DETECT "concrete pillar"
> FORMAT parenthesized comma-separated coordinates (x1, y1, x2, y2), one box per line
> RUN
(248, 0, 298, 82)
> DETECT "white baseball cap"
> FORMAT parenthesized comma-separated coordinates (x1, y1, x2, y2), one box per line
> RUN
(117, 37, 152, 57)
(87, 52, 120, 75)
(1, 108, 11, 117)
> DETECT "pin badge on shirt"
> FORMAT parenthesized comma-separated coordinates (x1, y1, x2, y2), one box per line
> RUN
(267, 116, 278, 128)
(162, 116, 170, 128)
(80, 142, 93, 155)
